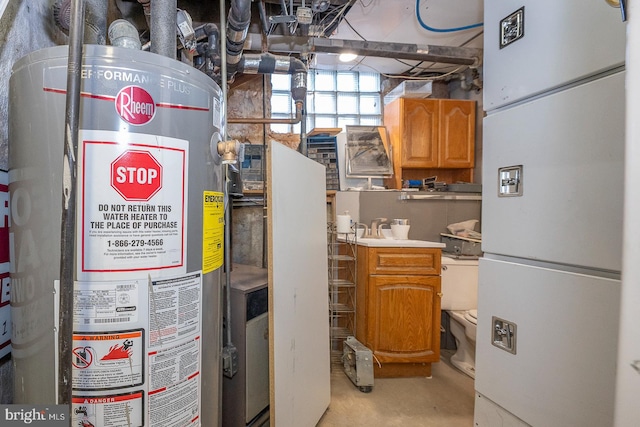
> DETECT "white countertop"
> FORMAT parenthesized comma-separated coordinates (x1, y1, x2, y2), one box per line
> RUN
(355, 238, 446, 248)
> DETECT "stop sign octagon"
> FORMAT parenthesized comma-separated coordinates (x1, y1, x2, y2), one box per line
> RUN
(111, 150, 163, 201)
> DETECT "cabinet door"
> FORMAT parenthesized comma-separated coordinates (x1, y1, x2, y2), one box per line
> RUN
(367, 275, 441, 363)
(439, 99, 475, 168)
(402, 99, 438, 168)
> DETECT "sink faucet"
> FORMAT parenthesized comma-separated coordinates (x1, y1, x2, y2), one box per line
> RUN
(365, 217, 388, 238)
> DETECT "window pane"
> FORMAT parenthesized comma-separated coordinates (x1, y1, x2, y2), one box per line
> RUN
(359, 115, 383, 125)
(337, 116, 358, 130)
(271, 74, 290, 91)
(306, 93, 315, 114)
(337, 93, 358, 115)
(359, 94, 381, 115)
(307, 71, 315, 91)
(359, 72, 380, 92)
(314, 70, 336, 91)
(271, 123, 290, 133)
(306, 115, 315, 131)
(272, 93, 292, 114)
(315, 115, 337, 128)
(337, 72, 358, 92)
(272, 69, 381, 136)
(314, 93, 337, 114)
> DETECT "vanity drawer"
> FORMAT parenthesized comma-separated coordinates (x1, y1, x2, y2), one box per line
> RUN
(367, 247, 441, 276)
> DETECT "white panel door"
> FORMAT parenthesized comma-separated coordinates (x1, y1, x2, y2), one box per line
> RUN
(483, 0, 625, 110)
(475, 258, 620, 426)
(268, 142, 331, 426)
(481, 71, 624, 271)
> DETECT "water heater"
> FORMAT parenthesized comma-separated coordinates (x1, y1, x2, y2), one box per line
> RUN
(9, 45, 225, 426)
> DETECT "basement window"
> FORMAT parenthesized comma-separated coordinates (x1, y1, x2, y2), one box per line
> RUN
(271, 70, 382, 134)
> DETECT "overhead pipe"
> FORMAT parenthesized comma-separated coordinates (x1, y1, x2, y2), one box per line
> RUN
(59, 0, 85, 407)
(228, 53, 307, 124)
(84, 0, 107, 44)
(245, 34, 483, 67)
(151, 0, 177, 59)
(226, 0, 252, 81)
(136, 0, 151, 27)
(257, 1, 270, 35)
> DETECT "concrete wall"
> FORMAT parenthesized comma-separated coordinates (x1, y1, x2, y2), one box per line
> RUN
(0, 0, 59, 403)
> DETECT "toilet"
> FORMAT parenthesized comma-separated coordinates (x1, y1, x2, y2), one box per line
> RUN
(441, 255, 479, 379)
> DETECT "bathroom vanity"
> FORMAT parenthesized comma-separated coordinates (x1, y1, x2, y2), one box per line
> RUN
(355, 239, 445, 378)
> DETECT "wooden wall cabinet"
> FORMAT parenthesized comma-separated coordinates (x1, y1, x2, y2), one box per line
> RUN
(383, 98, 476, 189)
(356, 246, 442, 378)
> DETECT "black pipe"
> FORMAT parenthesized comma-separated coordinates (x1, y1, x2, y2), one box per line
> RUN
(194, 23, 221, 82)
(226, 0, 252, 80)
(59, 0, 84, 408)
(257, 1, 270, 35)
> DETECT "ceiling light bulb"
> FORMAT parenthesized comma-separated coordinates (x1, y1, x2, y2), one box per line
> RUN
(339, 53, 358, 62)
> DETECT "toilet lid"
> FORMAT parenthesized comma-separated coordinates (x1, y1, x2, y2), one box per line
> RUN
(465, 309, 478, 324)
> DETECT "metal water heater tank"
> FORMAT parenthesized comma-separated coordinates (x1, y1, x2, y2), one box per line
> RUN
(9, 45, 226, 426)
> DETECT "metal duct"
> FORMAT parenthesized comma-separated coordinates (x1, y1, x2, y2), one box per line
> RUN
(226, 0, 252, 81)
(54, 0, 107, 45)
(108, 19, 142, 50)
(151, 0, 177, 59)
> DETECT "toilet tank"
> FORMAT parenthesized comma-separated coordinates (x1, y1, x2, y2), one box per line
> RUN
(440, 255, 479, 310)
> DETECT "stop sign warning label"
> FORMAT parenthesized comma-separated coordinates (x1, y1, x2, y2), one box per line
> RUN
(111, 150, 163, 201)
(79, 130, 188, 277)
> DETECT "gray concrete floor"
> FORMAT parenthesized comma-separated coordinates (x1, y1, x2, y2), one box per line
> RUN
(317, 350, 475, 427)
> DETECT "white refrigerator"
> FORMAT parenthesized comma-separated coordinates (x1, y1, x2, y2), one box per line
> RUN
(476, 1, 626, 426)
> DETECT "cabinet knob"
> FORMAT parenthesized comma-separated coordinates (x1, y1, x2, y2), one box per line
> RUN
(437, 292, 443, 298)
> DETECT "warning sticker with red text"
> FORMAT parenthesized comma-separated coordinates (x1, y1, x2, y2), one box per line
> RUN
(72, 330, 144, 391)
(148, 273, 202, 349)
(78, 130, 188, 279)
(72, 391, 144, 427)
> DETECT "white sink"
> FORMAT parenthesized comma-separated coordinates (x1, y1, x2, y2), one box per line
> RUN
(356, 238, 445, 248)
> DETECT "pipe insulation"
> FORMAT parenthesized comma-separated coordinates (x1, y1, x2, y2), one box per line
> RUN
(238, 53, 308, 103)
(229, 53, 307, 124)
(151, 0, 177, 59)
(226, 0, 252, 80)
